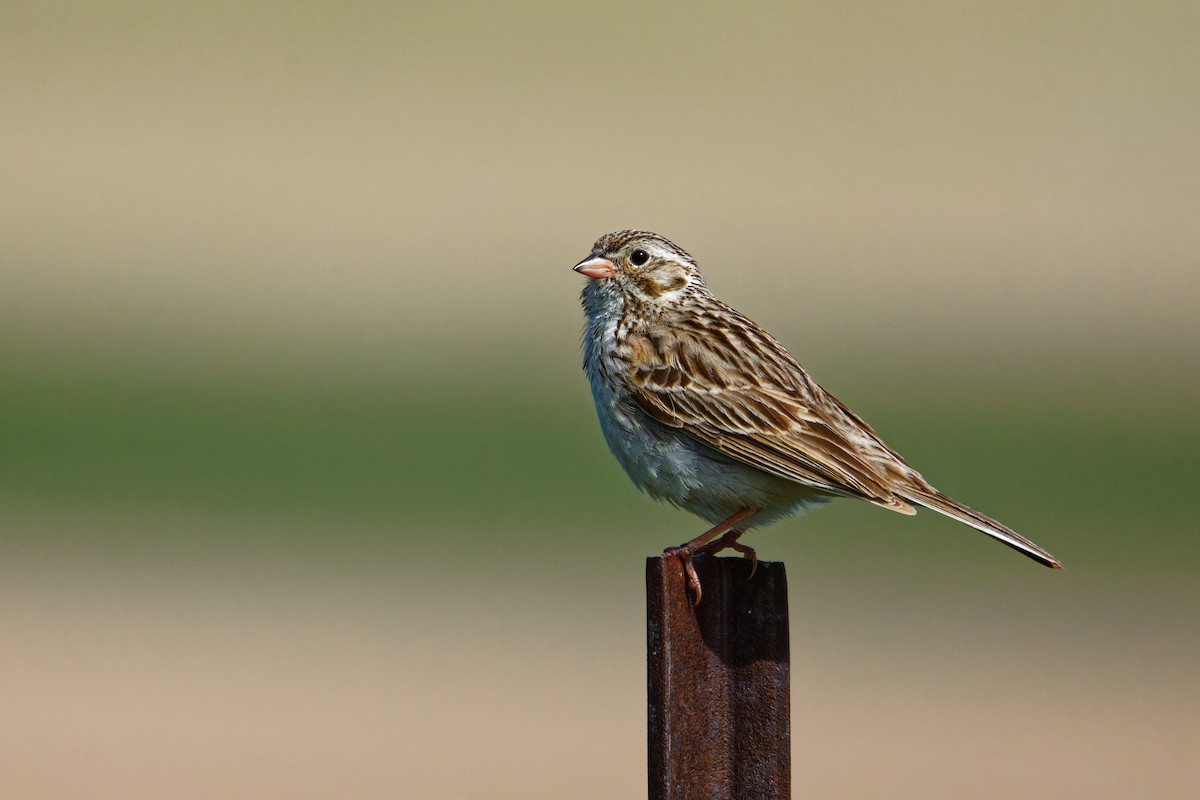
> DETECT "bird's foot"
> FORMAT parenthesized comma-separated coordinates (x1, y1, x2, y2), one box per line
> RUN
(663, 508, 759, 606)
(662, 544, 705, 606)
(698, 529, 757, 580)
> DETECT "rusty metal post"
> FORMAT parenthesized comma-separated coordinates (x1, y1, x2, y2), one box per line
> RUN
(647, 555, 790, 800)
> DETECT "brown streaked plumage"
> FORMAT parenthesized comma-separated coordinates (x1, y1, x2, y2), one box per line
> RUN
(574, 229, 1061, 603)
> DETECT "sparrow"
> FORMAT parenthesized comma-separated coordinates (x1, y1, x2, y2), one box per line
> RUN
(574, 229, 1061, 603)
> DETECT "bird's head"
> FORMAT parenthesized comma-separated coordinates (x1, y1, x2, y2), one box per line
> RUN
(573, 230, 704, 311)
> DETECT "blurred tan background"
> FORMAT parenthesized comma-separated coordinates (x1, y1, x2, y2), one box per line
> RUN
(2, 2, 1197, 798)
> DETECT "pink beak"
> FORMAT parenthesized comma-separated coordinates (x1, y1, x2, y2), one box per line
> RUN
(573, 255, 616, 280)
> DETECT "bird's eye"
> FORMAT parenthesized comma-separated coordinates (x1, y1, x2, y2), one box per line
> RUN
(630, 249, 650, 267)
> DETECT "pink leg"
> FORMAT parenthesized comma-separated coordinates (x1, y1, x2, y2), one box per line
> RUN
(699, 529, 758, 580)
(662, 508, 758, 606)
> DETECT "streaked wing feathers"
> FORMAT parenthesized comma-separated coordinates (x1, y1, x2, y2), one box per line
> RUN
(627, 342, 916, 513)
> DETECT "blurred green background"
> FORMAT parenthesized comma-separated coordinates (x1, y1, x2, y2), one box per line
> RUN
(2, 2, 1197, 798)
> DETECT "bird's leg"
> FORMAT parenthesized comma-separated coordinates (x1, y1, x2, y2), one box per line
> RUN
(662, 507, 758, 606)
(698, 529, 758, 580)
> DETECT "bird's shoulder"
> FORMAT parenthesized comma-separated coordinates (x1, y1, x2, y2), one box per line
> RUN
(617, 298, 818, 420)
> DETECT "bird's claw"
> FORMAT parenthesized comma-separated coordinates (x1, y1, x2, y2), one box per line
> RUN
(662, 509, 759, 606)
(732, 541, 758, 581)
(663, 545, 704, 606)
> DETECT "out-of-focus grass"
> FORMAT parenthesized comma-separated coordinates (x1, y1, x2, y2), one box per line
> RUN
(2, 350, 1195, 571)
(0, 355, 601, 532)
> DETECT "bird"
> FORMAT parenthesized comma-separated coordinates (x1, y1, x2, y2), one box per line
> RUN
(574, 229, 1061, 604)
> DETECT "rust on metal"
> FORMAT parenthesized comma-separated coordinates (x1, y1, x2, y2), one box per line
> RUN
(647, 555, 790, 800)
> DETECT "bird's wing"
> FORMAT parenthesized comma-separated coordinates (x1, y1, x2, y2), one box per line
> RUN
(624, 326, 916, 513)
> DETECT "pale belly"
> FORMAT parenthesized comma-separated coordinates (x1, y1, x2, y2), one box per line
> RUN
(588, 375, 831, 529)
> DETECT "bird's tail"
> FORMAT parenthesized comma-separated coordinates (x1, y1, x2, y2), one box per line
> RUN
(901, 487, 1063, 569)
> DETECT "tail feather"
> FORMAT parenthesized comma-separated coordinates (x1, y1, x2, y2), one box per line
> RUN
(902, 488, 1063, 570)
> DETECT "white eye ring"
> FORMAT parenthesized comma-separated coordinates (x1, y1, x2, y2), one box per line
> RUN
(630, 249, 650, 267)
